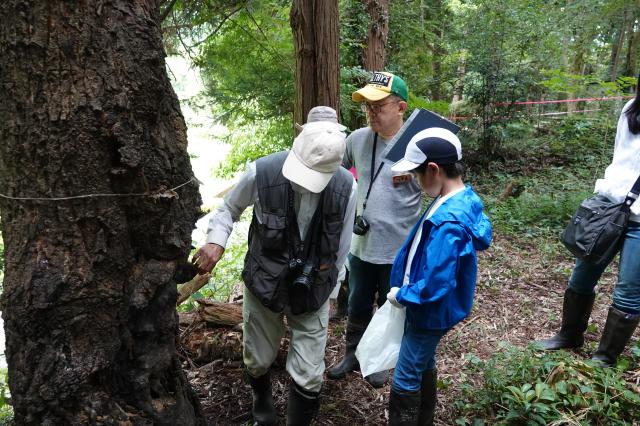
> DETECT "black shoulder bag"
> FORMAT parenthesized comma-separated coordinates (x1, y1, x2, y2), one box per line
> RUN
(561, 174, 640, 266)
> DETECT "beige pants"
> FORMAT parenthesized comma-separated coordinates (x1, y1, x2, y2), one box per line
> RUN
(242, 286, 330, 393)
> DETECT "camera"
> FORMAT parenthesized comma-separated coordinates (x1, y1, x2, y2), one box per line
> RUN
(353, 215, 370, 235)
(289, 259, 317, 291)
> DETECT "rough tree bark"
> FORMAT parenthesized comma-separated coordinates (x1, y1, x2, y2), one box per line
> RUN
(0, 1, 204, 424)
(290, 0, 340, 128)
(363, 0, 389, 71)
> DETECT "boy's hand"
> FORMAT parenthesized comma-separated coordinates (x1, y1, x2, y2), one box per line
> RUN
(386, 287, 402, 308)
(192, 243, 225, 274)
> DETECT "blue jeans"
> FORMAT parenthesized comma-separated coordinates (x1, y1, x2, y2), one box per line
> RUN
(392, 323, 448, 392)
(569, 222, 640, 314)
(347, 254, 392, 323)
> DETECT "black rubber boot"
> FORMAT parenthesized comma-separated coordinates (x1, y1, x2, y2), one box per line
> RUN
(537, 288, 596, 350)
(327, 321, 366, 379)
(592, 306, 640, 367)
(417, 369, 437, 426)
(365, 369, 389, 388)
(388, 388, 421, 426)
(247, 371, 277, 426)
(286, 382, 320, 426)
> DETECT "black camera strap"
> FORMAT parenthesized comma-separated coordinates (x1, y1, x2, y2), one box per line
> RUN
(361, 133, 384, 214)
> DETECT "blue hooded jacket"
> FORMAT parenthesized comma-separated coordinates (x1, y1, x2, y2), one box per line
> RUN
(391, 186, 492, 330)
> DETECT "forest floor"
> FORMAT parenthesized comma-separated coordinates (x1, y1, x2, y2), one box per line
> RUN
(180, 231, 632, 425)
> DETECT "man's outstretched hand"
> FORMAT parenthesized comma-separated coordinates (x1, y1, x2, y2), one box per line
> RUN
(192, 243, 225, 274)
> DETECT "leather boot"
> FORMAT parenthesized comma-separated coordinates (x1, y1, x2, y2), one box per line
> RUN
(388, 388, 421, 426)
(327, 321, 366, 379)
(417, 369, 437, 426)
(592, 306, 640, 367)
(537, 288, 596, 350)
(365, 369, 389, 388)
(286, 382, 320, 426)
(247, 371, 277, 426)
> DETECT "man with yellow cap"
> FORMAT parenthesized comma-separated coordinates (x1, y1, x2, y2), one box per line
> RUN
(327, 72, 423, 388)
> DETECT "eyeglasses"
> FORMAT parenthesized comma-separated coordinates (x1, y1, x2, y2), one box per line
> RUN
(361, 100, 399, 114)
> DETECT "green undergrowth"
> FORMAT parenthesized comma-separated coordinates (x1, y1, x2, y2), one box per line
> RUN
(0, 368, 12, 426)
(453, 343, 640, 425)
(466, 114, 617, 242)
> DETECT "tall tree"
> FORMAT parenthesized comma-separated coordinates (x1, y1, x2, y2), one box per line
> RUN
(0, 1, 203, 424)
(363, 0, 389, 70)
(290, 0, 340, 127)
(623, 17, 639, 78)
(608, 7, 630, 81)
(424, 0, 447, 100)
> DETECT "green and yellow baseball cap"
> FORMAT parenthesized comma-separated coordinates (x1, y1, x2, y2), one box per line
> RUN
(352, 71, 408, 102)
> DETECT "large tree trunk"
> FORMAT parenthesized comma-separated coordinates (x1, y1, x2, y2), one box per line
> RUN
(363, 0, 389, 71)
(0, 1, 203, 424)
(290, 0, 340, 128)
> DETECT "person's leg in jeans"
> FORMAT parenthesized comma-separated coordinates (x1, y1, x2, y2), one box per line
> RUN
(389, 324, 447, 426)
(346, 254, 379, 323)
(593, 222, 640, 366)
(375, 263, 393, 309)
(365, 262, 393, 387)
(610, 223, 640, 314)
(327, 254, 378, 380)
(536, 255, 607, 350)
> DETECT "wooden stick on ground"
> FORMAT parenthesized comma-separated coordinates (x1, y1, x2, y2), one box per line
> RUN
(176, 273, 211, 305)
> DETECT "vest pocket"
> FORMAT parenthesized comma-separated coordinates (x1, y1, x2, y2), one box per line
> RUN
(320, 217, 343, 254)
(244, 252, 288, 312)
(260, 212, 286, 251)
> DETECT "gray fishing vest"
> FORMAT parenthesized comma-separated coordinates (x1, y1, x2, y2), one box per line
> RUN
(242, 151, 352, 314)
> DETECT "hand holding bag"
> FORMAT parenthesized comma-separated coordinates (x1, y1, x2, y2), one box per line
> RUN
(355, 301, 406, 377)
(561, 174, 640, 266)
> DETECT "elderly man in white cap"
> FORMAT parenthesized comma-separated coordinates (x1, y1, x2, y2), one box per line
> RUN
(193, 106, 356, 426)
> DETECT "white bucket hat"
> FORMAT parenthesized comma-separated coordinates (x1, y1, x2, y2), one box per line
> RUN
(283, 106, 346, 193)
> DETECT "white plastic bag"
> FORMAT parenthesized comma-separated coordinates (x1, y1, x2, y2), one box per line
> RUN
(355, 302, 406, 377)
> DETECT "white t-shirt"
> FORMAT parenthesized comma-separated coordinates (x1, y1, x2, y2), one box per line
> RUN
(402, 186, 466, 285)
(594, 99, 640, 222)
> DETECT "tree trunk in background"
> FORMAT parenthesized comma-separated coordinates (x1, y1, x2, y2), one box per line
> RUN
(429, 0, 445, 101)
(452, 52, 467, 104)
(609, 9, 629, 82)
(363, 0, 389, 71)
(567, 40, 587, 114)
(0, 1, 203, 424)
(623, 17, 639, 79)
(290, 0, 340, 129)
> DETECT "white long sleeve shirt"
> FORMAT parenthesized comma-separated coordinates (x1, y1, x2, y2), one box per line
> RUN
(594, 99, 640, 222)
(206, 161, 357, 283)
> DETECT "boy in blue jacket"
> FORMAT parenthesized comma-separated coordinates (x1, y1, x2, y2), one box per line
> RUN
(385, 127, 492, 425)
